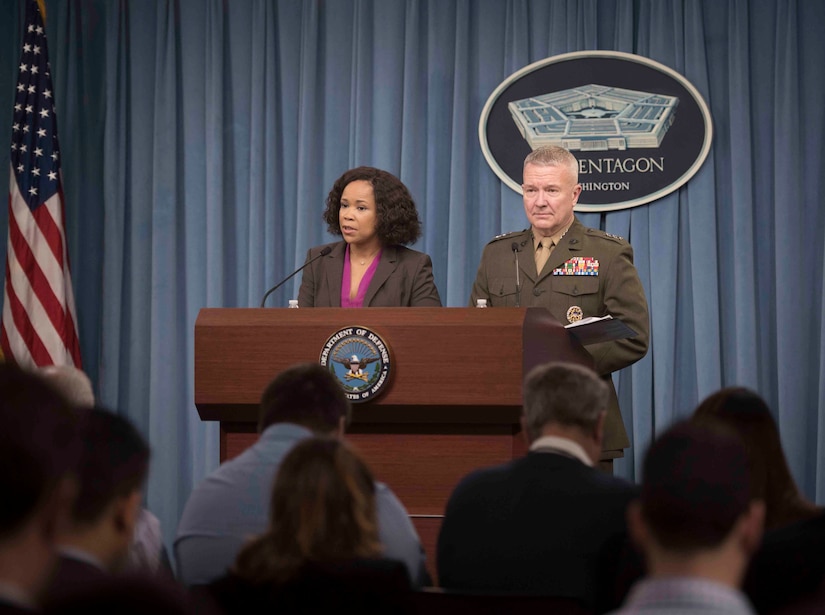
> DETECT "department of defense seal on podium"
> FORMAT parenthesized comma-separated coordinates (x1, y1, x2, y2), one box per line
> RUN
(319, 326, 392, 403)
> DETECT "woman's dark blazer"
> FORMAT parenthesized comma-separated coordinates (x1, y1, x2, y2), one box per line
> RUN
(297, 241, 441, 307)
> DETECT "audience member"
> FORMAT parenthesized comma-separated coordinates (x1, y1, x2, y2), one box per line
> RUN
(744, 502, 825, 613)
(771, 577, 825, 615)
(44, 575, 198, 615)
(688, 388, 825, 613)
(0, 364, 81, 613)
(36, 365, 170, 577)
(437, 362, 637, 609)
(690, 387, 821, 530)
(204, 437, 412, 614)
(610, 421, 764, 615)
(36, 366, 94, 408)
(175, 363, 427, 586)
(129, 508, 169, 574)
(45, 407, 150, 604)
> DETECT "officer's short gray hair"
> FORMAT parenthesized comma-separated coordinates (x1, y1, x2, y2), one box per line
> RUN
(523, 146, 579, 182)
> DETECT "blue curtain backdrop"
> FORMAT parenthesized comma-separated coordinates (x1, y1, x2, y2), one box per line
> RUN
(1, 0, 823, 552)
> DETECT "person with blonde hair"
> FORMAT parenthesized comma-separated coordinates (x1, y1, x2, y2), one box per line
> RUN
(176, 363, 425, 587)
(205, 437, 411, 614)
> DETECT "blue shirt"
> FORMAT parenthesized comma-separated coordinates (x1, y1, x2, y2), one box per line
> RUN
(174, 423, 426, 586)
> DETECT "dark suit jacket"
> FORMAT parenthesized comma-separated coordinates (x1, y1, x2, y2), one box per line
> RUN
(437, 451, 638, 609)
(45, 554, 108, 605)
(469, 219, 650, 451)
(0, 601, 35, 614)
(46, 555, 110, 602)
(45, 574, 202, 615)
(297, 241, 441, 307)
(744, 511, 825, 614)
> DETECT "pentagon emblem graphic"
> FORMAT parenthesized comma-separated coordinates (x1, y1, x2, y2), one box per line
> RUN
(319, 327, 392, 403)
(480, 50, 713, 211)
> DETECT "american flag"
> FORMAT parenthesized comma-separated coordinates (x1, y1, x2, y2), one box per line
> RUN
(1, 0, 82, 368)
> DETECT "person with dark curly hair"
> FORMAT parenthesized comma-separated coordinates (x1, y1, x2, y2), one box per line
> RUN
(297, 167, 441, 307)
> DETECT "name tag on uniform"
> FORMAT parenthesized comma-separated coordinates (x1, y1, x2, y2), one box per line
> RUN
(553, 257, 599, 276)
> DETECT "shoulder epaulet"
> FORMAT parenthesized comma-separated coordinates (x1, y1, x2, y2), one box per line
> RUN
(487, 229, 527, 245)
(586, 228, 626, 244)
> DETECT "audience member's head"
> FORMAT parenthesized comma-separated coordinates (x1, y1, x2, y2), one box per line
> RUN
(233, 437, 381, 584)
(628, 421, 764, 587)
(521, 362, 609, 461)
(60, 407, 150, 572)
(690, 387, 821, 530)
(36, 366, 169, 577)
(0, 363, 81, 603)
(258, 363, 351, 434)
(36, 365, 95, 408)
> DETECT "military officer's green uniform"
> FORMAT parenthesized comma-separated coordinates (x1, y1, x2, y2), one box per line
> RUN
(469, 217, 650, 453)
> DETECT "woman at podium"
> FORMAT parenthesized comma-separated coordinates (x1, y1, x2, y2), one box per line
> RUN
(297, 166, 442, 307)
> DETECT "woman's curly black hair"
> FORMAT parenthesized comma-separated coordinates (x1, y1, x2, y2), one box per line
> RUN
(322, 167, 422, 246)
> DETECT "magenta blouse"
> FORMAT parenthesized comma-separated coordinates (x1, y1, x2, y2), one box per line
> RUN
(341, 244, 383, 308)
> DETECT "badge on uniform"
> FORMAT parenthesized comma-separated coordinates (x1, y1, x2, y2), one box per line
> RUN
(566, 306, 583, 323)
(552, 257, 599, 276)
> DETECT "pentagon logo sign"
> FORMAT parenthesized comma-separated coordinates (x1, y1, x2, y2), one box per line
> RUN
(480, 51, 713, 211)
(319, 327, 392, 403)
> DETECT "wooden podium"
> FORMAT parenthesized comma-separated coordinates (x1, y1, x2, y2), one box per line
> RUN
(194, 307, 596, 582)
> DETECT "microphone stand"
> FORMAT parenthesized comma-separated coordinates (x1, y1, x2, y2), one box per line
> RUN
(259, 246, 332, 307)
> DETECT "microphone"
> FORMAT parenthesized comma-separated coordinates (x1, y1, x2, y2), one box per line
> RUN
(259, 246, 332, 308)
(511, 242, 522, 308)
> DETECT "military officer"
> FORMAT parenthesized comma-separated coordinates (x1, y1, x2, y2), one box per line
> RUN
(470, 145, 649, 454)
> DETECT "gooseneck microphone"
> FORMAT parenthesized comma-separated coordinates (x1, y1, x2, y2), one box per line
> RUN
(511, 242, 522, 308)
(259, 246, 332, 307)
